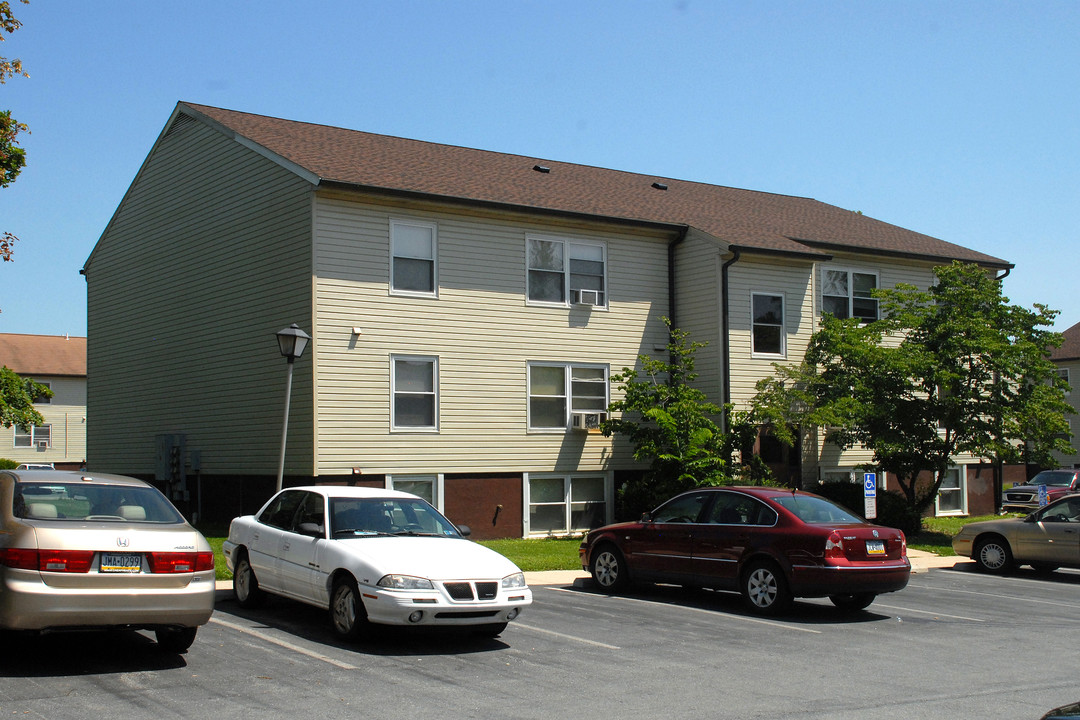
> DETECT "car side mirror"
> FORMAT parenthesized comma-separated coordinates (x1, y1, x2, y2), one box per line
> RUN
(456, 524, 472, 537)
(640, 512, 654, 524)
(297, 521, 324, 537)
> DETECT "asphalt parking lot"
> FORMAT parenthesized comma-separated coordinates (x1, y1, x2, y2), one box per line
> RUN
(2, 565, 1078, 720)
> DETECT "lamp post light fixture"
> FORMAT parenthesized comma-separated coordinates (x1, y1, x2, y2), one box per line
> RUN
(275, 323, 311, 493)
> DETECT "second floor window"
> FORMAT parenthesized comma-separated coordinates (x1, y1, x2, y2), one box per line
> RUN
(527, 236, 607, 307)
(391, 356, 438, 430)
(751, 292, 785, 356)
(822, 268, 878, 322)
(391, 220, 437, 295)
(33, 381, 51, 404)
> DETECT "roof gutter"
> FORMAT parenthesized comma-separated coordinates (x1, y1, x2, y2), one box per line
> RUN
(720, 247, 742, 433)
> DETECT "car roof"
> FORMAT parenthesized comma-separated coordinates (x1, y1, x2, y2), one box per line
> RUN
(1, 469, 154, 488)
(281, 485, 420, 500)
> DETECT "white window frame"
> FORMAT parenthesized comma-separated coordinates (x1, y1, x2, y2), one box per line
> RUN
(1056, 367, 1071, 396)
(935, 466, 967, 516)
(821, 267, 879, 322)
(14, 424, 51, 449)
(527, 362, 609, 432)
(387, 474, 444, 511)
(390, 218, 438, 297)
(526, 235, 608, 308)
(523, 472, 613, 536)
(750, 291, 786, 358)
(390, 355, 439, 432)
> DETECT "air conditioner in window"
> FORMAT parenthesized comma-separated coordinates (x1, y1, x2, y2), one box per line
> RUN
(573, 289, 602, 306)
(571, 411, 607, 432)
(37, 441, 49, 450)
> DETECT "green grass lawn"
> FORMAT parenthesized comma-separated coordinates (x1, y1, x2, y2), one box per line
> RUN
(909, 513, 1022, 556)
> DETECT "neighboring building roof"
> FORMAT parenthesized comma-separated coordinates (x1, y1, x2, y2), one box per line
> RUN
(0, 334, 87, 377)
(1051, 321, 1080, 362)
(179, 102, 1012, 268)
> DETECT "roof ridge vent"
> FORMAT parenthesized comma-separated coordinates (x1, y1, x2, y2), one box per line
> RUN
(651, 182, 668, 190)
(533, 165, 551, 173)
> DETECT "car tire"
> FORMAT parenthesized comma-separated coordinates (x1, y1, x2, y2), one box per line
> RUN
(974, 536, 1014, 574)
(329, 575, 369, 641)
(233, 551, 266, 608)
(473, 622, 508, 638)
(829, 593, 877, 611)
(741, 560, 792, 616)
(155, 626, 197, 653)
(590, 543, 630, 593)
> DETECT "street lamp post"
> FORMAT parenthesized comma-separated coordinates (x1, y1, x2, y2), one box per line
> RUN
(275, 323, 311, 493)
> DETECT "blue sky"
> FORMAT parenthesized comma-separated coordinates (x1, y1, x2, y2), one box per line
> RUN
(2, 1, 1078, 337)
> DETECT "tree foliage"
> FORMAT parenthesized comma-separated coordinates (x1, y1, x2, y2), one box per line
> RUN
(1, 0, 29, 260)
(752, 262, 1074, 514)
(0, 365, 50, 429)
(603, 319, 742, 516)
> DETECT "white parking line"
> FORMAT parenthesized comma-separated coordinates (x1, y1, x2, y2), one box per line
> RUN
(909, 582, 1080, 610)
(511, 623, 622, 649)
(210, 616, 359, 670)
(547, 586, 822, 634)
(872, 603, 985, 622)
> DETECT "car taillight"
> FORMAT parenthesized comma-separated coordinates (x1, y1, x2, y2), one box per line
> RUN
(900, 531, 907, 557)
(0, 548, 40, 570)
(35, 550, 95, 573)
(825, 531, 845, 560)
(146, 552, 215, 574)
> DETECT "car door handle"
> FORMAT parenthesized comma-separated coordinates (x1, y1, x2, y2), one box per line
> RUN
(282, 542, 290, 551)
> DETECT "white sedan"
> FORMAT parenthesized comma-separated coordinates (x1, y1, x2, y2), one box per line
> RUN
(222, 486, 532, 640)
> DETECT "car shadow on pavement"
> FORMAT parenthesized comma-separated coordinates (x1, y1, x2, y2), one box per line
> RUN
(215, 594, 513, 657)
(568, 581, 897, 626)
(0, 630, 188, 678)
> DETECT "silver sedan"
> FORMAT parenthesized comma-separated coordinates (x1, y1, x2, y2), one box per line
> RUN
(952, 494, 1080, 574)
(0, 470, 215, 651)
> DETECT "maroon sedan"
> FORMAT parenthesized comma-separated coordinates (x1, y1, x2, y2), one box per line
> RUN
(579, 486, 910, 615)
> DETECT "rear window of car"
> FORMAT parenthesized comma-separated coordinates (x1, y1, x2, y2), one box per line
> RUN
(773, 495, 863, 524)
(13, 483, 185, 523)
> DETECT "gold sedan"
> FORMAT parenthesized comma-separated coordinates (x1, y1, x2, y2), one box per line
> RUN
(952, 494, 1080, 574)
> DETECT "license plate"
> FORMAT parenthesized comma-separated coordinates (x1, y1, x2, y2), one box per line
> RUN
(100, 553, 142, 573)
(865, 540, 886, 555)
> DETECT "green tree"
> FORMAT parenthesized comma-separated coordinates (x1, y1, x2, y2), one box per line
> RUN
(1, 0, 29, 261)
(0, 365, 51, 429)
(752, 262, 1074, 515)
(603, 319, 739, 516)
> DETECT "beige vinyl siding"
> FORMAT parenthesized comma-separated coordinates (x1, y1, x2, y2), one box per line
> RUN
(6, 376, 86, 465)
(85, 115, 315, 476)
(673, 230, 723, 400)
(311, 195, 671, 476)
(1052, 358, 1079, 468)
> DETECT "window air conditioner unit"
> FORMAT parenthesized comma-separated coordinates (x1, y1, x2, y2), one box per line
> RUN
(574, 289, 601, 306)
(37, 441, 49, 450)
(571, 411, 606, 432)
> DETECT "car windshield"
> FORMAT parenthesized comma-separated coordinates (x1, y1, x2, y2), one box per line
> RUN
(329, 497, 461, 538)
(13, 482, 185, 523)
(1030, 471, 1076, 487)
(773, 495, 864, 524)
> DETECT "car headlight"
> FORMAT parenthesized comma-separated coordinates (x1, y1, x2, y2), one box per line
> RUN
(377, 574, 434, 590)
(501, 572, 526, 589)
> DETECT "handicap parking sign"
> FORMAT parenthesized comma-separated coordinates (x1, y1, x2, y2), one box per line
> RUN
(863, 473, 877, 496)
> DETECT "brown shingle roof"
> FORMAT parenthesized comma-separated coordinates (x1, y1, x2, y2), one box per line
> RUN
(0, 334, 87, 376)
(1051, 321, 1080, 362)
(180, 102, 1011, 267)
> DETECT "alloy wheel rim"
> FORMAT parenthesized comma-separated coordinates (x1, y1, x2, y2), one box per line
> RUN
(595, 552, 618, 586)
(236, 562, 250, 600)
(333, 586, 355, 632)
(748, 568, 777, 607)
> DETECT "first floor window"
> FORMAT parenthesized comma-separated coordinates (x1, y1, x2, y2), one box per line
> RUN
(935, 467, 966, 516)
(528, 474, 608, 534)
(751, 292, 785, 356)
(822, 268, 878, 321)
(820, 467, 883, 489)
(14, 425, 51, 448)
(392, 356, 438, 430)
(391, 219, 437, 295)
(388, 474, 440, 508)
(528, 362, 608, 429)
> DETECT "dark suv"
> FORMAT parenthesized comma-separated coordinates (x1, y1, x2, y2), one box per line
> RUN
(1001, 469, 1080, 513)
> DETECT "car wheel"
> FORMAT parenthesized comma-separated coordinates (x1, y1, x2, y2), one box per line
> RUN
(329, 575, 369, 641)
(473, 622, 508, 638)
(233, 552, 266, 608)
(741, 561, 792, 615)
(829, 593, 877, 611)
(155, 627, 197, 653)
(974, 536, 1014, 574)
(590, 543, 630, 593)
